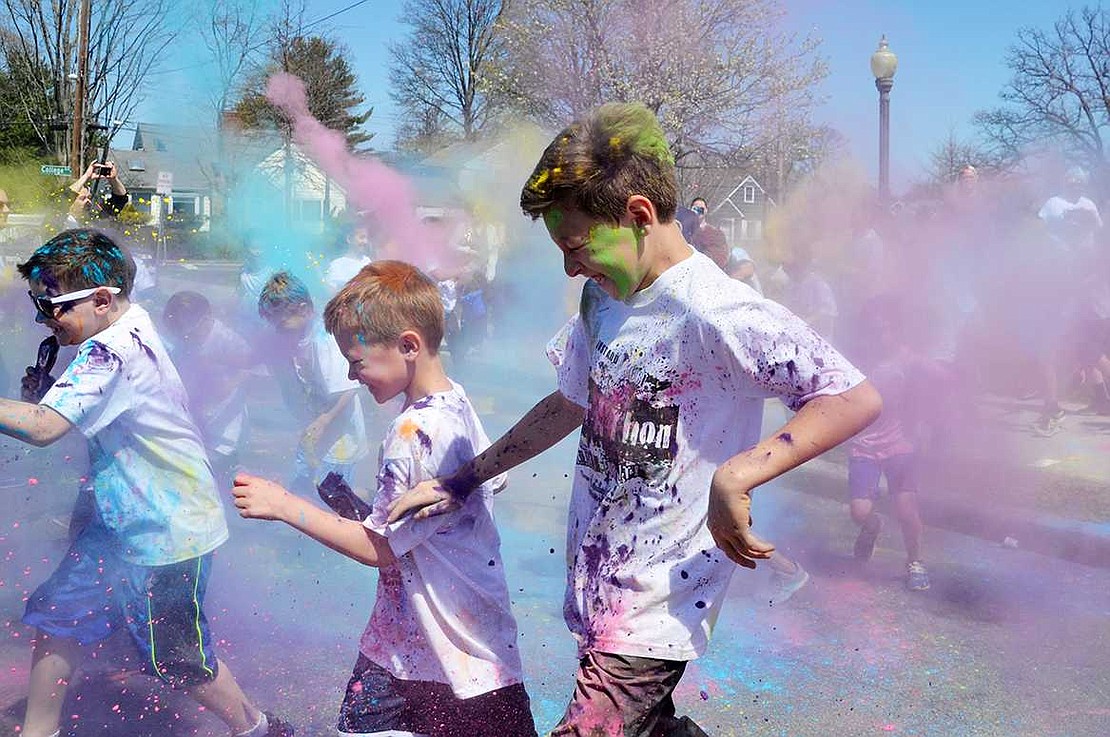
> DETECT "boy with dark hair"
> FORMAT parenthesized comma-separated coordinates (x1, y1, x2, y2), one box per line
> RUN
(234, 260, 536, 737)
(390, 102, 882, 736)
(257, 270, 369, 495)
(0, 228, 291, 737)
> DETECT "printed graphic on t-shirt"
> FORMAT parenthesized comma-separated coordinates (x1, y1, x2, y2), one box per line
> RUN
(579, 368, 678, 489)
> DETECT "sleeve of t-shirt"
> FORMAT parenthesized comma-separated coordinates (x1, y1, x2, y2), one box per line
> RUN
(546, 314, 590, 407)
(314, 331, 360, 395)
(363, 417, 465, 557)
(40, 341, 128, 438)
(703, 296, 865, 412)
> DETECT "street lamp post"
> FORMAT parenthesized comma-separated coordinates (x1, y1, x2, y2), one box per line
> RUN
(870, 35, 898, 204)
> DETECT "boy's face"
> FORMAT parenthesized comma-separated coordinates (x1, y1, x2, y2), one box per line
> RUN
(542, 206, 647, 301)
(264, 303, 312, 338)
(27, 278, 110, 346)
(335, 328, 411, 404)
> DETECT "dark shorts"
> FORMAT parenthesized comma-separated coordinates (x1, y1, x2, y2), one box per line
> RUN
(550, 651, 708, 737)
(848, 454, 920, 500)
(23, 523, 219, 688)
(337, 654, 537, 737)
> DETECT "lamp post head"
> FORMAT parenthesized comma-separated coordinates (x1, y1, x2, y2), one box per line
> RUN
(870, 35, 898, 81)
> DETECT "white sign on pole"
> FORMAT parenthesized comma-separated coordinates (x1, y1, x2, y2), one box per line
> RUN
(156, 171, 173, 196)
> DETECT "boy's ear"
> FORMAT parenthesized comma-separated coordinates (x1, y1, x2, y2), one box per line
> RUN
(626, 194, 658, 230)
(399, 330, 422, 358)
(92, 287, 116, 312)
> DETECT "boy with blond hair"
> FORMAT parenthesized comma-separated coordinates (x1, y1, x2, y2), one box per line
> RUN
(389, 103, 882, 736)
(234, 260, 536, 737)
(0, 228, 291, 737)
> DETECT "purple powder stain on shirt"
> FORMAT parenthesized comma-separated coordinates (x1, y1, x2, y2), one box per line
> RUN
(414, 428, 433, 453)
(130, 330, 157, 364)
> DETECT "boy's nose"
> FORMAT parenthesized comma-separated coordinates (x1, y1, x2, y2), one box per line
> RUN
(563, 253, 582, 278)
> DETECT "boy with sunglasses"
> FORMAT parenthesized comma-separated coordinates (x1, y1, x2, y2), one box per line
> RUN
(0, 228, 292, 737)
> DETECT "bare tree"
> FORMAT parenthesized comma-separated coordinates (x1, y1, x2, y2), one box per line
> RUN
(925, 129, 1006, 186)
(198, 0, 266, 127)
(487, 0, 826, 168)
(976, 6, 1110, 176)
(0, 0, 175, 164)
(389, 0, 503, 149)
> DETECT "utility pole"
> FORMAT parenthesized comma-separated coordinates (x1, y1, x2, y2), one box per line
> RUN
(69, 0, 92, 175)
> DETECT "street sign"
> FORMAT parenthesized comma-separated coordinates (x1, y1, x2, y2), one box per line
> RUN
(40, 165, 72, 177)
(156, 171, 173, 196)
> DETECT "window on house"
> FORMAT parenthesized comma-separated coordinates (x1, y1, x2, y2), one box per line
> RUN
(297, 199, 323, 222)
(743, 185, 756, 203)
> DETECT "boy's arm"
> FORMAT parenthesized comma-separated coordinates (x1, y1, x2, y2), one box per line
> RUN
(708, 380, 882, 568)
(233, 473, 395, 567)
(302, 389, 356, 456)
(0, 398, 73, 447)
(387, 390, 584, 522)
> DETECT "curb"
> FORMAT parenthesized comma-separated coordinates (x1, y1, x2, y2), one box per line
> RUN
(789, 457, 1110, 569)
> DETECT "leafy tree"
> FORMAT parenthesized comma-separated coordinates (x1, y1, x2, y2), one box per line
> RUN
(976, 7, 1110, 177)
(389, 0, 502, 150)
(925, 129, 1005, 186)
(236, 32, 372, 150)
(487, 0, 826, 168)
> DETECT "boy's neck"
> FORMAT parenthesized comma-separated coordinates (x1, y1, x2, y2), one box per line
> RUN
(640, 221, 694, 291)
(404, 354, 454, 407)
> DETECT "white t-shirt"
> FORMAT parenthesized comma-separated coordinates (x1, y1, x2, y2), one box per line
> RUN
(1038, 195, 1102, 253)
(361, 381, 522, 699)
(547, 250, 864, 661)
(41, 304, 229, 565)
(267, 321, 368, 465)
(324, 254, 372, 293)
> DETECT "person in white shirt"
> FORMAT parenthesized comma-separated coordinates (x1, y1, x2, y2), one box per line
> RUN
(389, 103, 881, 737)
(257, 271, 369, 495)
(234, 260, 536, 737)
(324, 220, 374, 294)
(0, 229, 292, 737)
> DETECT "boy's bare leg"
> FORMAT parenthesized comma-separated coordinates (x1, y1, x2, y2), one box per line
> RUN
(184, 659, 262, 734)
(893, 492, 923, 563)
(23, 630, 82, 737)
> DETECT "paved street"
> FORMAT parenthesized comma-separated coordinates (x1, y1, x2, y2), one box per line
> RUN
(0, 260, 1106, 735)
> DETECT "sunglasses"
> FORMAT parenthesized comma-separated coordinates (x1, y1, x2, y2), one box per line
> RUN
(691, 205, 707, 215)
(29, 286, 121, 320)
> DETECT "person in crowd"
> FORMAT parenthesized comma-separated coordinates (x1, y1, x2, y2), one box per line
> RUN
(1033, 166, 1103, 436)
(257, 271, 369, 494)
(782, 247, 839, 342)
(727, 245, 763, 294)
(234, 260, 537, 737)
(323, 219, 374, 294)
(688, 197, 730, 270)
(162, 290, 254, 492)
(0, 228, 293, 737)
(846, 295, 940, 591)
(388, 102, 881, 737)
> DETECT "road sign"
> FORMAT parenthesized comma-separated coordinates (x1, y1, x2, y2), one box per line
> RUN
(40, 165, 72, 177)
(156, 171, 173, 196)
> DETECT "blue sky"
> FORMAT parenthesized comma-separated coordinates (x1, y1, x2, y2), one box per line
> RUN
(141, 0, 1073, 190)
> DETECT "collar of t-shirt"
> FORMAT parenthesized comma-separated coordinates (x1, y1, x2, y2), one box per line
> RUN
(624, 245, 699, 309)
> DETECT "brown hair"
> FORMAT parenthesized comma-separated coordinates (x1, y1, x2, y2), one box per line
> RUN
(520, 102, 677, 223)
(323, 260, 444, 352)
(17, 228, 135, 296)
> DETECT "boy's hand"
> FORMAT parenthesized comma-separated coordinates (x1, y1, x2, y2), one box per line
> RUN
(707, 474, 775, 569)
(299, 419, 325, 465)
(386, 478, 460, 523)
(233, 472, 292, 521)
(20, 368, 55, 403)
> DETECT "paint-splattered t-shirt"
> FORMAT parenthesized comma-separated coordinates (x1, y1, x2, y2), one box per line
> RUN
(41, 305, 229, 565)
(547, 249, 864, 661)
(360, 381, 523, 699)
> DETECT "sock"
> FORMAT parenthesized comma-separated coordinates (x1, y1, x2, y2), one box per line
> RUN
(234, 712, 267, 737)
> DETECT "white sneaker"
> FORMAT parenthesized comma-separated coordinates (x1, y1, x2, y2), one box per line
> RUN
(768, 563, 810, 604)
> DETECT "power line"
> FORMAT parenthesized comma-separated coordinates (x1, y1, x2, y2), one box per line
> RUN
(146, 0, 375, 79)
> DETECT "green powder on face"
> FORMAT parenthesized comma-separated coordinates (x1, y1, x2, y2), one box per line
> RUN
(543, 208, 564, 232)
(586, 224, 640, 299)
